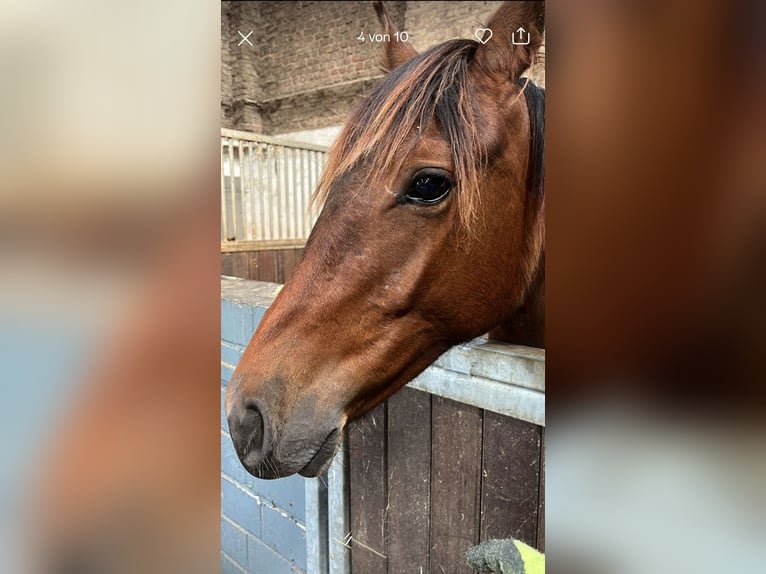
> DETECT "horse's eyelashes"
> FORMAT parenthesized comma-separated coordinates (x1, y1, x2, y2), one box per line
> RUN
(402, 170, 453, 206)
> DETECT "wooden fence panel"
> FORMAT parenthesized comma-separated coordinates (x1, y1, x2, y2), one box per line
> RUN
(430, 396, 483, 574)
(348, 403, 388, 574)
(345, 392, 544, 574)
(480, 412, 541, 546)
(386, 388, 431, 574)
(221, 248, 305, 284)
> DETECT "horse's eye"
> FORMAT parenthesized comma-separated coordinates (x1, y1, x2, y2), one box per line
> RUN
(403, 172, 452, 205)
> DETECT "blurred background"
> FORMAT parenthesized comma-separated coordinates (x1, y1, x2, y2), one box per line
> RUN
(0, 0, 763, 573)
(546, 0, 766, 572)
(0, 0, 220, 572)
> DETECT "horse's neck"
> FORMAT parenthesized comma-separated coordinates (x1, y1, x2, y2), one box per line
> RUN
(489, 255, 545, 348)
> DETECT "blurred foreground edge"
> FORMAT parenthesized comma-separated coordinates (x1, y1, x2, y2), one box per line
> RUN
(25, 180, 221, 574)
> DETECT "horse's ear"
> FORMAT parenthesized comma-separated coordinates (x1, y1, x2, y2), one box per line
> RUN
(372, 0, 418, 71)
(472, 1, 544, 82)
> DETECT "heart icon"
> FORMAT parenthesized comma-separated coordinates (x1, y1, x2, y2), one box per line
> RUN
(475, 28, 492, 44)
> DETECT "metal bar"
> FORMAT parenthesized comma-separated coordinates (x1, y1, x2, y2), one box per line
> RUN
(284, 147, 293, 240)
(266, 144, 274, 241)
(243, 142, 252, 241)
(220, 239, 307, 252)
(305, 150, 312, 236)
(253, 144, 262, 242)
(308, 151, 315, 227)
(407, 369, 545, 426)
(312, 150, 321, 228)
(249, 142, 257, 241)
(270, 146, 278, 241)
(220, 139, 228, 242)
(278, 147, 287, 239)
(286, 147, 291, 239)
(305, 476, 329, 574)
(327, 439, 350, 574)
(291, 147, 299, 239)
(433, 339, 545, 392)
(240, 139, 249, 240)
(240, 140, 247, 240)
(230, 140, 239, 241)
(221, 128, 329, 152)
(257, 144, 267, 241)
(298, 148, 306, 239)
(295, 148, 302, 240)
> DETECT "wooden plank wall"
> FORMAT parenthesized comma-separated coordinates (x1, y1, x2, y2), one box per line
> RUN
(347, 387, 544, 574)
(221, 248, 305, 284)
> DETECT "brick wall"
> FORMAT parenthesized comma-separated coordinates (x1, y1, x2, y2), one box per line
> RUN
(404, 0, 503, 48)
(221, 285, 308, 574)
(221, 1, 544, 135)
(222, 1, 265, 132)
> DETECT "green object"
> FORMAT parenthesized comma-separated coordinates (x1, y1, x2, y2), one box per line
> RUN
(466, 538, 545, 574)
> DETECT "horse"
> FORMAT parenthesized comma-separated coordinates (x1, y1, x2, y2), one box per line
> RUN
(226, 0, 545, 479)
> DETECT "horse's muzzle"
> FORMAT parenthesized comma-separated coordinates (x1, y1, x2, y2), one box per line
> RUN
(227, 391, 342, 479)
(297, 427, 340, 477)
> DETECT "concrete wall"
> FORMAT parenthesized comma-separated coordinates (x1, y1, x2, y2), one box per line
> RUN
(221, 281, 309, 574)
(221, 1, 543, 136)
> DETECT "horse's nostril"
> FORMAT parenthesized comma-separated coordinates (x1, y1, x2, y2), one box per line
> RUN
(243, 401, 264, 450)
(228, 399, 266, 456)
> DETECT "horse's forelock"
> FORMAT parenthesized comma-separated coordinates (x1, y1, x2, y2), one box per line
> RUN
(312, 39, 487, 230)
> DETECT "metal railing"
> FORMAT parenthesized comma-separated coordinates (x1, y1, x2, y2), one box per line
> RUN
(221, 128, 328, 251)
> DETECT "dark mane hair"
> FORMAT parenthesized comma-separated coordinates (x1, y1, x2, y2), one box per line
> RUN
(313, 39, 544, 226)
(518, 78, 545, 201)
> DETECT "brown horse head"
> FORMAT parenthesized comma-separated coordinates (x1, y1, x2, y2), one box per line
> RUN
(226, 1, 545, 479)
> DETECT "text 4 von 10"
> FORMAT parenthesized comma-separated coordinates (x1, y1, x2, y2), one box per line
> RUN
(358, 31, 409, 43)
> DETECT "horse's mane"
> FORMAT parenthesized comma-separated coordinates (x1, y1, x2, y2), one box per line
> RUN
(312, 38, 544, 228)
(518, 78, 545, 201)
(313, 39, 485, 226)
